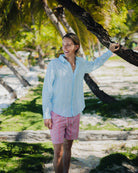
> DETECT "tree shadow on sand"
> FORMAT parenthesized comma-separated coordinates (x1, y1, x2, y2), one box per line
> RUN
(90, 153, 138, 173)
(83, 92, 138, 119)
(0, 142, 53, 173)
(2, 96, 42, 116)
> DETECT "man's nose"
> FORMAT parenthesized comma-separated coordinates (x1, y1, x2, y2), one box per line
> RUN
(63, 45, 68, 50)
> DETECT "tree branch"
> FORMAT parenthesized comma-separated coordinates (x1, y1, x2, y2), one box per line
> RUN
(56, 0, 138, 66)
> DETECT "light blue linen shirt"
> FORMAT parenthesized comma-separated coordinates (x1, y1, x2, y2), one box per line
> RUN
(42, 50, 112, 119)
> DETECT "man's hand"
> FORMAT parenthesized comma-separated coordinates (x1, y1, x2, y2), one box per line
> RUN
(44, 119, 52, 129)
(109, 43, 120, 52)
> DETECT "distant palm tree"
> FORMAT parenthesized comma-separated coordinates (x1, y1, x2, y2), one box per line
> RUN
(0, 54, 31, 87)
(0, 44, 29, 73)
(0, 77, 17, 99)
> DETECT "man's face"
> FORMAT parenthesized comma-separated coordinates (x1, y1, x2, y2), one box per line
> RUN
(62, 37, 79, 58)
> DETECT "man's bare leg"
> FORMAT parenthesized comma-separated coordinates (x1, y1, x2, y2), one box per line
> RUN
(63, 139, 73, 173)
(53, 143, 64, 173)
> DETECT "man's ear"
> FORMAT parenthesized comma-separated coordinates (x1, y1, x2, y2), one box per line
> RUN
(75, 45, 79, 50)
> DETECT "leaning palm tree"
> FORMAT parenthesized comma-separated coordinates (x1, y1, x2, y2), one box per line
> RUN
(49, 3, 116, 103)
(0, 0, 137, 103)
(0, 44, 29, 73)
(1, 0, 137, 66)
(0, 77, 17, 99)
(0, 54, 31, 87)
(55, 0, 138, 66)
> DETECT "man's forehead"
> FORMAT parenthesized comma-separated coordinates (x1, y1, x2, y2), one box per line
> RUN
(62, 38, 73, 44)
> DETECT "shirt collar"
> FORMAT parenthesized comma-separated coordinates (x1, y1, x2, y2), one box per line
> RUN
(59, 54, 79, 63)
(59, 54, 66, 63)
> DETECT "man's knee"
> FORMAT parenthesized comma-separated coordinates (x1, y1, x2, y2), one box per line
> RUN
(54, 149, 63, 158)
(54, 144, 63, 159)
(64, 139, 73, 150)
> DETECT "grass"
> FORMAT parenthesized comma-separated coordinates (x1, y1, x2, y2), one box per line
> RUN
(83, 92, 138, 119)
(90, 144, 138, 173)
(0, 79, 137, 132)
(0, 83, 45, 132)
(90, 153, 138, 173)
(0, 141, 53, 173)
(0, 67, 138, 172)
(90, 143, 138, 172)
(81, 92, 138, 131)
(108, 55, 122, 61)
(79, 122, 121, 131)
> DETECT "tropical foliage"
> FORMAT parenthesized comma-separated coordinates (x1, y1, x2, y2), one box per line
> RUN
(0, 0, 137, 56)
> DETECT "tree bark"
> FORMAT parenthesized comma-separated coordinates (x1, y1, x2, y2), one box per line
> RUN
(43, 1, 116, 103)
(0, 54, 31, 87)
(43, 0, 66, 37)
(0, 77, 17, 99)
(98, 40, 101, 56)
(56, 0, 138, 66)
(37, 45, 46, 69)
(0, 44, 29, 72)
(84, 74, 116, 103)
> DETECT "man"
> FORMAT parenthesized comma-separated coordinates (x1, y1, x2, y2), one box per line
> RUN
(42, 33, 119, 173)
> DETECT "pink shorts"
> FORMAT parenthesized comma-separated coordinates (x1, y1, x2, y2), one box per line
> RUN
(50, 111, 80, 144)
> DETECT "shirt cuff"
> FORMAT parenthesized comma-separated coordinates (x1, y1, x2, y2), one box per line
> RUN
(106, 50, 113, 57)
(43, 109, 51, 119)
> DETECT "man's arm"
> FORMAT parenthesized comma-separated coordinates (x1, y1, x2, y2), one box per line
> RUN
(83, 43, 120, 73)
(42, 61, 55, 129)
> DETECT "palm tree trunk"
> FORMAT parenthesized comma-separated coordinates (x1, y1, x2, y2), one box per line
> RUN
(84, 74, 116, 103)
(37, 45, 45, 69)
(43, 0, 66, 37)
(43, 1, 116, 103)
(98, 40, 101, 56)
(56, 0, 138, 66)
(0, 77, 17, 99)
(0, 44, 29, 72)
(0, 54, 31, 87)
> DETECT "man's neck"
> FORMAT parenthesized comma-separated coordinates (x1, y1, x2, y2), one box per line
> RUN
(64, 55, 76, 64)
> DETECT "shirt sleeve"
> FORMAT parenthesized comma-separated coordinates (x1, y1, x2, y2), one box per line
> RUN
(42, 61, 55, 119)
(84, 50, 113, 73)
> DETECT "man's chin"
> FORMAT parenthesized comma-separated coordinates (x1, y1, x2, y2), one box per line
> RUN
(64, 53, 70, 57)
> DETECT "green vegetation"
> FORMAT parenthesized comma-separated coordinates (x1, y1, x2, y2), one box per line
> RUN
(0, 81, 138, 132)
(81, 92, 138, 130)
(108, 55, 122, 61)
(106, 144, 138, 157)
(0, 82, 45, 132)
(90, 138, 138, 172)
(90, 153, 138, 173)
(79, 122, 121, 131)
(90, 145, 138, 172)
(0, 142, 53, 173)
(83, 92, 138, 119)
(0, 0, 137, 60)
(0, 0, 137, 172)
(90, 152, 138, 173)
